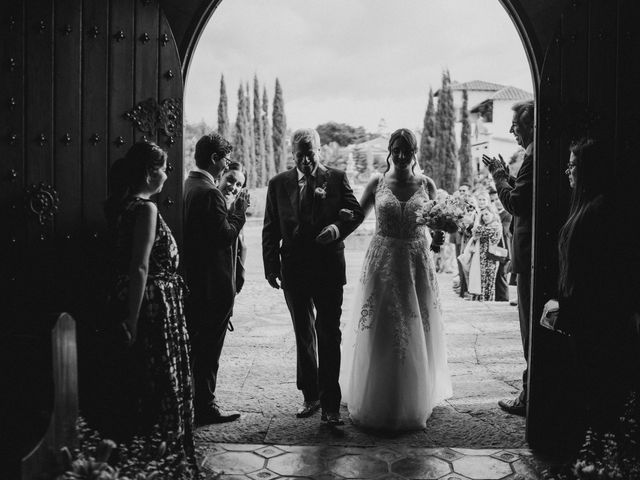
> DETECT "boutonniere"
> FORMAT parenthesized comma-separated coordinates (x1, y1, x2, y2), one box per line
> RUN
(314, 181, 328, 200)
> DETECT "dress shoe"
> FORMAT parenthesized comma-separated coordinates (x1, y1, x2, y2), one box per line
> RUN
(195, 405, 241, 426)
(509, 299, 518, 306)
(296, 400, 321, 418)
(321, 412, 345, 426)
(498, 398, 526, 417)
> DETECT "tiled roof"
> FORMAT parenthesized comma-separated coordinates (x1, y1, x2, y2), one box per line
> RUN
(469, 86, 534, 112)
(450, 80, 507, 91)
(434, 80, 506, 97)
(489, 86, 533, 101)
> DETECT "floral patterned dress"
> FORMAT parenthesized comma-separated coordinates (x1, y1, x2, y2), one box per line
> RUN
(340, 175, 452, 431)
(468, 223, 502, 302)
(107, 197, 194, 459)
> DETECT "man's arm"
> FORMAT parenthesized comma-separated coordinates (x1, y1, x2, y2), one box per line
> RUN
(204, 188, 246, 246)
(333, 171, 364, 240)
(492, 155, 533, 218)
(262, 179, 282, 280)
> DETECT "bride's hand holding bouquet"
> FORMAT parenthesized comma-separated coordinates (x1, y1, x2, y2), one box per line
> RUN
(415, 195, 466, 252)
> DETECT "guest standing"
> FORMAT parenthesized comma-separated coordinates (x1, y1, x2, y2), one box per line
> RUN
(483, 99, 534, 417)
(183, 133, 249, 425)
(467, 208, 502, 301)
(558, 138, 639, 433)
(490, 188, 512, 302)
(104, 141, 194, 460)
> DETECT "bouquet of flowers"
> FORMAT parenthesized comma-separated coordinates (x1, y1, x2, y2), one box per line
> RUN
(415, 195, 466, 233)
(415, 195, 466, 252)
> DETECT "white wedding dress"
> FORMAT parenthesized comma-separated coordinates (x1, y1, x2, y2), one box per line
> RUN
(341, 175, 452, 431)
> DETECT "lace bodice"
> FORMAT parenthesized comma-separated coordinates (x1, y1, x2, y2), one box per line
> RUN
(375, 175, 430, 240)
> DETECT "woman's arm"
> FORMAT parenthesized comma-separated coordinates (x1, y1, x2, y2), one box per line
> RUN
(124, 202, 157, 343)
(359, 174, 380, 219)
(422, 175, 437, 200)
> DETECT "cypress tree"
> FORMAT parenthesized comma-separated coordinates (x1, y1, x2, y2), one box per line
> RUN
(435, 70, 458, 193)
(262, 85, 276, 181)
(458, 89, 474, 186)
(272, 78, 287, 172)
(232, 84, 250, 171)
(253, 75, 266, 187)
(217, 74, 229, 139)
(418, 87, 437, 178)
(244, 83, 256, 188)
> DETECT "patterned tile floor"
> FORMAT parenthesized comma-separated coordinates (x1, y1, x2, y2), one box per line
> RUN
(200, 443, 543, 480)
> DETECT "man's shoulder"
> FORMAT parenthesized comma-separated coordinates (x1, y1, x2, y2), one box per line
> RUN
(269, 169, 295, 185)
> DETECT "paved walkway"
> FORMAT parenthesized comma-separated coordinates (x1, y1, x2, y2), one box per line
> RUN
(197, 218, 538, 478)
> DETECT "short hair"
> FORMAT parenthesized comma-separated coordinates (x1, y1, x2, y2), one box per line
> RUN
(512, 100, 534, 132)
(291, 128, 320, 150)
(488, 187, 498, 195)
(195, 132, 233, 169)
(459, 182, 471, 189)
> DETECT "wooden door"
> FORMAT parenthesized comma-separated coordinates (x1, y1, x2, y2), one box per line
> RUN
(528, 0, 640, 452)
(0, 0, 185, 326)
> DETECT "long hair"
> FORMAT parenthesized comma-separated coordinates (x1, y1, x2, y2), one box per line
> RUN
(104, 141, 167, 226)
(558, 138, 607, 295)
(384, 128, 419, 176)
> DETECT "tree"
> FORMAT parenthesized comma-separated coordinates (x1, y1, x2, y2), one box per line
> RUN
(244, 83, 255, 187)
(272, 78, 287, 172)
(458, 89, 474, 186)
(217, 74, 229, 139)
(232, 84, 250, 173)
(262, 86, 276, 182)
(253, 75, 266, 187)
(418, 88, 437, 178)
(435, 70, 458, 193)
(316, 122, 368, 147)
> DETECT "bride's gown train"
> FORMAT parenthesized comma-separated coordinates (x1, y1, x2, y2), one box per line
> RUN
(341, 176, 452, 430)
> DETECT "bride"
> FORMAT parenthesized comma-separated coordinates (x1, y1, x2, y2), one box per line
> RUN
(341, 128, 452, 431)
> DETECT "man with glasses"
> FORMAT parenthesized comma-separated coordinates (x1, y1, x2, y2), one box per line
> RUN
(183, 132, 249, 425)
(482, 100, 535, 417)
(262, 128, 364, 426)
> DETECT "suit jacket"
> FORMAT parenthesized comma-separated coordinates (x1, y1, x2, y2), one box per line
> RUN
(183, 171, 246, 306)
(262, 165, 364, 289)
(493, 146, 533, 274)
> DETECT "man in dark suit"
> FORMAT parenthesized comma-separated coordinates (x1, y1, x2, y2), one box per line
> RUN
(262, 128, 364, 426)
(483, 100, 534, 417)
(183, 133, 249, 425)
(490, 188, 512, 302)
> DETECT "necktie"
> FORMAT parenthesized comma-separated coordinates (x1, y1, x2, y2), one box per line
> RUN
(300, 174, 315, 221)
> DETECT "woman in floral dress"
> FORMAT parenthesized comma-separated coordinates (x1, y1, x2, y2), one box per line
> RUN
(104, 141, 194, 461)
(468, 208, 502, 301)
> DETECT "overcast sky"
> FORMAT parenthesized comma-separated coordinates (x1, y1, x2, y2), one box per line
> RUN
(185, 0, 533, 133)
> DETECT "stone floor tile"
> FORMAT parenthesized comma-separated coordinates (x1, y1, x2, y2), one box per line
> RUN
(246, 468, 280, 480)
(267, 451, 327, 476)
(491, 451, 520, 463)
(369, 447, 405, 463)
(431, 448, 464, 462)
(218, 443, 262, 452)
(254, 445, 286, 459)
(328, 454, 389, 478)
(218, 475, 251, 480)
(204, 451, 266, 475)
(512, 458, 543, 478)
(451, 448, 502, 456)
(452, 456, 513, 479)
(390, 455, 452, 479)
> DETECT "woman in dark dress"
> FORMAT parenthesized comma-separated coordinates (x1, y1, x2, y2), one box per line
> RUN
(104, 141, 195, 462)
(558, 138, 639, 434)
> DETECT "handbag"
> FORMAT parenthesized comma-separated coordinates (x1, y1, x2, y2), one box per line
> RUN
(487, 233, 509, 263)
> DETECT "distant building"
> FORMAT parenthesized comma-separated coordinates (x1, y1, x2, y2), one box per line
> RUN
(434, 80, 533, 178)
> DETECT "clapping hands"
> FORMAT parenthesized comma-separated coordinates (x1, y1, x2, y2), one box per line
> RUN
(482, 154, 508, 175)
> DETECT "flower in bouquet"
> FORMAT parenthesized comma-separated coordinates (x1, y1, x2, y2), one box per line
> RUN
(415, 195, 466, 234)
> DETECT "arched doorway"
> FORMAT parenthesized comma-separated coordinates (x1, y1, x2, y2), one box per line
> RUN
(174, 0, 550, 449)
